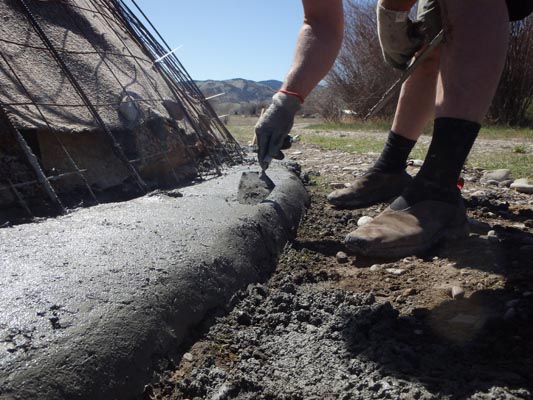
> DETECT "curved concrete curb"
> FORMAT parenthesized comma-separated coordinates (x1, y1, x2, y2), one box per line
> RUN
(0, 164, 309, 400)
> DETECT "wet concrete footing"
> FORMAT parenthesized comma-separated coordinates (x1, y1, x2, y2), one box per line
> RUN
(0, 164, 309, 400)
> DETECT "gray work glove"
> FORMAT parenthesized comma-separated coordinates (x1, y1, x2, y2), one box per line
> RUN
(377, 2, 425, 70)
(255, 92, 301, 170)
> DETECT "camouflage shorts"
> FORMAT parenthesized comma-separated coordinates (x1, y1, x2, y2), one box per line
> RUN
(417, 0, 442, 40)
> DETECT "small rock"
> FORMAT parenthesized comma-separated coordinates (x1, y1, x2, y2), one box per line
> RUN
(408, 159, 424, 167)
(511, 178, 533, 194)
(252, 349, 268, 360)
(471, 190, 487, 197)
(498, 179, 514, 188)
(330, 182, 347, 189)
(403, 288, 416, 297)
(342, 166, 358, 172)
(395, 295, 406, 304)
(357, 216, 374, 227)
(481, 169, 511, 183)
(166, 189, 183, 198)
(451, 286, 465, 300)
(183, 352, 194, 362)
(296, 310, 310, 322)
(236, 311, 252, 326)
(369, 264, 381, 272)
(336, 251, 349, 264)
(290, 151, 303, 156)
(487, 230, 499, 243)
(485, 179, 500, 186)
(386, 268, 406, 276)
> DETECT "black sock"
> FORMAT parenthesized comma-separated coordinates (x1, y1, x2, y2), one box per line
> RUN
(391, 117, 480, 209)
(417, 117, 480, 189)
(371, 131, 416, 174)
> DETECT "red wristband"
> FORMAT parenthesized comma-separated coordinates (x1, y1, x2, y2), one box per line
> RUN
(278, 89, 305, 104)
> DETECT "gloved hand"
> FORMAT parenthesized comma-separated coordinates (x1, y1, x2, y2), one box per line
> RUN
(255, 92, 301, 170)
(377, 1, 425, 70)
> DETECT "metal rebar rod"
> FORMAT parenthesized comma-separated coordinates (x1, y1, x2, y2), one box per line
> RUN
(0, 170, 89, 193)
(109, 0, 225, 175)
(8, 179, 33, 217)
(118, 0, 243, 161)
(0, 106, 65, 213)
(88, 0, 209, 182)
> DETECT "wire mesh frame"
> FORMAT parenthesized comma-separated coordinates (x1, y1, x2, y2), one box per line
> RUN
(0, 50, 99, 208)
(94, 0, 245, 171)
(80, 0, 213, 181)
(0, 0, 244, 219)
(113, 0, 244, 160)
(93, 0, 244, 174)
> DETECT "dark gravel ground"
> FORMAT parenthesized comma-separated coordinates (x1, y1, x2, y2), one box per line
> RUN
(145, 141, 533, 400)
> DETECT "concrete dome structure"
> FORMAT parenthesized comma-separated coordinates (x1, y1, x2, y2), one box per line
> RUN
(0, 0, 242, 222)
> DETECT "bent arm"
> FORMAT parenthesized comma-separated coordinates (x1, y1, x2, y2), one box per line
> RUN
(281, 0, 344, 99)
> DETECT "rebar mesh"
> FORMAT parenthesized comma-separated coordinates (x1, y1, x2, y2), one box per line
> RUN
(0, 0, 243, 223)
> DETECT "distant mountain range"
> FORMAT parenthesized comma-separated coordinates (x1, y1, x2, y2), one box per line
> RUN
(196, 78, 283, 115)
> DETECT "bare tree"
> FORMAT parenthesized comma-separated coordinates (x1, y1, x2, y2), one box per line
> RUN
(489, 18, 533, 126)
(318, 0, 400, 121)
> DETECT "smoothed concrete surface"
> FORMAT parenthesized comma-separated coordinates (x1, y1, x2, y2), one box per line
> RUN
(0, 164, 309, 400)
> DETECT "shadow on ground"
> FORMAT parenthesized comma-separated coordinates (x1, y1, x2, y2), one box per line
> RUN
(342, 288, 533, 399)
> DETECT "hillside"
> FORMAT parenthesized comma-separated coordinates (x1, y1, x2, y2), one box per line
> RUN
(196, 78, 282, 115)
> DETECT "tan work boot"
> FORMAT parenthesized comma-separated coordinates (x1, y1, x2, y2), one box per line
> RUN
(344, 197, 469, 258)
(327, 171, 412, 209)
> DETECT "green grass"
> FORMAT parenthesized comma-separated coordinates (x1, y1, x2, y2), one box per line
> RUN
(479, 125, 533, 140)
(305, 119, 393, 134)
(302, 135, 383, 153)
(468, 152, 532, 178)
(514, 145, 527, 154)
(226, 116, 531, 178)
(305, 120, 532, 140)
(226, 125, 253, 144)
(301, 135, 429, 160)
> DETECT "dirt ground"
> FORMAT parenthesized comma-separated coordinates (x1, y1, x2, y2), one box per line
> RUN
(145, 133, 533, 400)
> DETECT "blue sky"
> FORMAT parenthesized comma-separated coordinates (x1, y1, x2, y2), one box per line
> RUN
(125, 1, 304, 82)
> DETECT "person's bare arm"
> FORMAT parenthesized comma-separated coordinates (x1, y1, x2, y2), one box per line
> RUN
(281, 0, 344, 99)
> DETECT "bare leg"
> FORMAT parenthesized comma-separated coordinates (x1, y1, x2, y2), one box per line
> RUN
(391, 48, 441, 141)
(436, 0, 509, 122)
(344, 0, 510, 258)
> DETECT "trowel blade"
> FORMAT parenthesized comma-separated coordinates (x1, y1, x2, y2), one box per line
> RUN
(237, 171, 275, 205)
